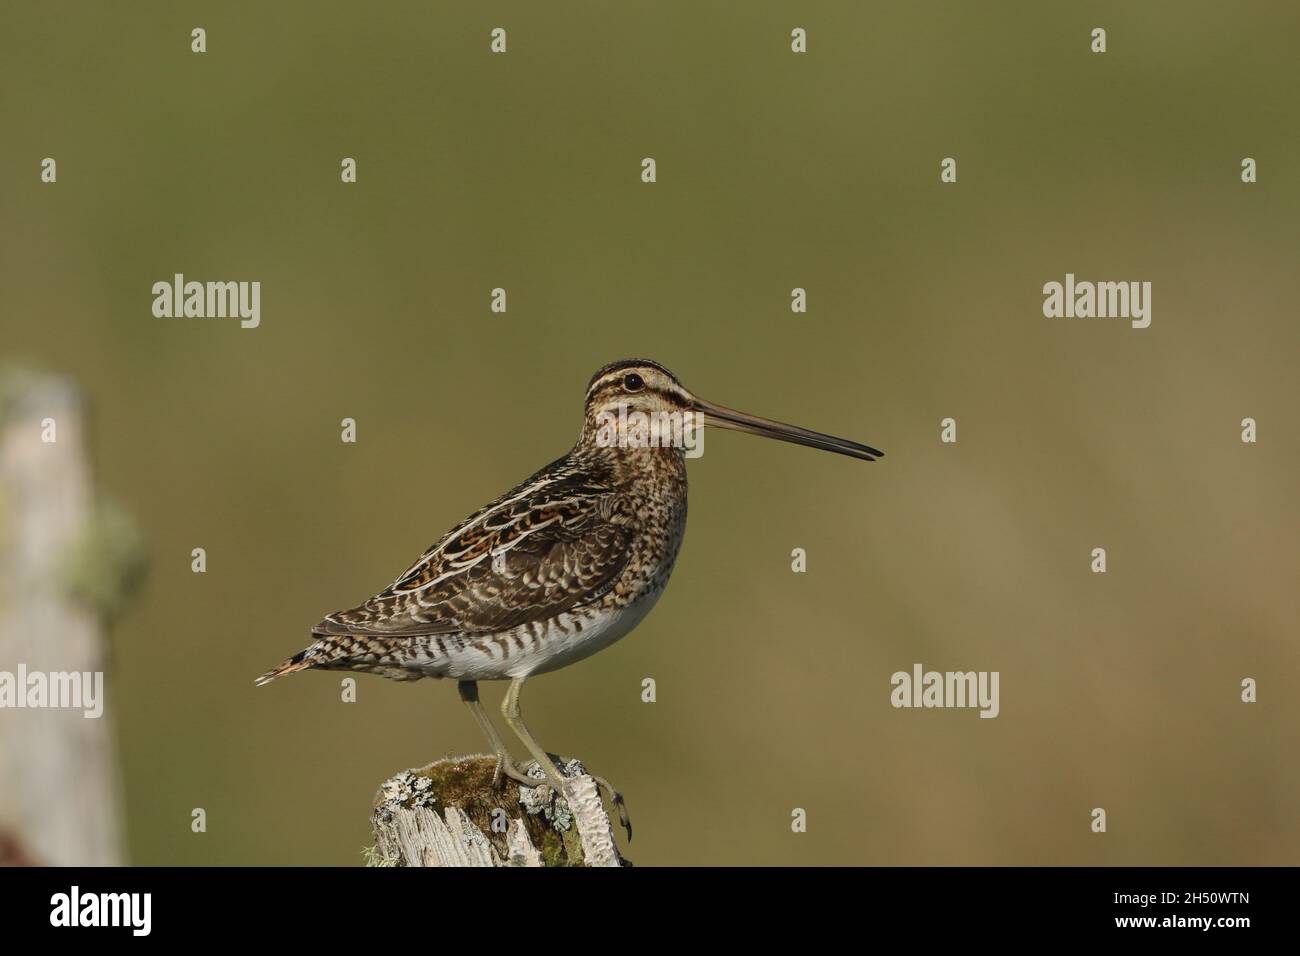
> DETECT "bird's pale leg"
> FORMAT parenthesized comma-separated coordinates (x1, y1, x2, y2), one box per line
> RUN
(501, 678, 632, 840)
(500, 678, 570, 792)
(457, 680, 545, 789)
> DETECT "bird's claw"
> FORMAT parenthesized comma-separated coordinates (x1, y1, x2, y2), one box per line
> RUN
(587, 775, 631, 842)
(513, 755, 633, 842)
(494, 756, 550, 790)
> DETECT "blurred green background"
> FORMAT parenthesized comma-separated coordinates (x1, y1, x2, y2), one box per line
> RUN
(1, 1, 1296, 865)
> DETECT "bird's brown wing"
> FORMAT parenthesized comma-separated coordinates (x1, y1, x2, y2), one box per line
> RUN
(312, 464, 630, 638)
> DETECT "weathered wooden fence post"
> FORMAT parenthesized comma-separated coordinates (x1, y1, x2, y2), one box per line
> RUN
(369, 754, 627, 867)
(0, 369, 141, 865)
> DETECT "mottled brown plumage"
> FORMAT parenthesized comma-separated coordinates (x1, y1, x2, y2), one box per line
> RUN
(257, 366, 694, 684)
(256, 359, 880, 831)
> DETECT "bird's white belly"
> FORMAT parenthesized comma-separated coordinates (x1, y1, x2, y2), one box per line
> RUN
(424, 586, 664, 682)
(516, 591, 662, 678)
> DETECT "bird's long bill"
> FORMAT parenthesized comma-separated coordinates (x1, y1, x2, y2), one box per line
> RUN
(692, 398, 883, 461)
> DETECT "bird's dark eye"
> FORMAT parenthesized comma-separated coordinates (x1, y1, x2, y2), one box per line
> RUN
(623, 373, 645, 392)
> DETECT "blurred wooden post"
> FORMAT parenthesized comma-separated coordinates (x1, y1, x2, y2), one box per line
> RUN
(0, 370, 124, 865)
(369, 755, 626, 867)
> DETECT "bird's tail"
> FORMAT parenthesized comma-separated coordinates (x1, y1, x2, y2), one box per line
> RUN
(254, 647, 319, 687)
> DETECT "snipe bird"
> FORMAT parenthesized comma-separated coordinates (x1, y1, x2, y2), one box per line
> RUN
(256, 359, 881, 838)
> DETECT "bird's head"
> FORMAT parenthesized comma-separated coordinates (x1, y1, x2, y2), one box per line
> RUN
(580, 359, 882, 462)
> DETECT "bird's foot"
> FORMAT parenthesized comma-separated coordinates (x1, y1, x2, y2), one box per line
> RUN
(590, 773, 632, 843)
(504, 759, 631, 842)
(549, 753, 632, 843)
(508, 754, 633, 843)
(492, 755, 551, 790)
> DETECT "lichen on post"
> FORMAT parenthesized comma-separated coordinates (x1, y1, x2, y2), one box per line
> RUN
(368, 755, 626, 867)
